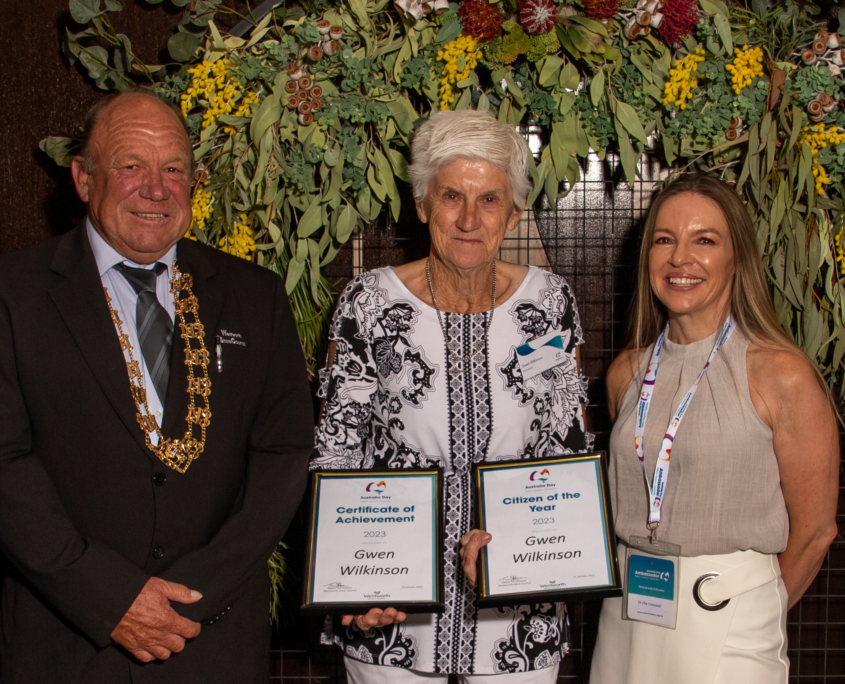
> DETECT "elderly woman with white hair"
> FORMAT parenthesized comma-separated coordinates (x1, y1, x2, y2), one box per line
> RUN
(311, 109, 592, 682)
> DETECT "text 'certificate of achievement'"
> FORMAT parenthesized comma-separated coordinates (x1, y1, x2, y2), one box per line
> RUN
(474, 454, 621, 607)
(301, 469, 444, 614)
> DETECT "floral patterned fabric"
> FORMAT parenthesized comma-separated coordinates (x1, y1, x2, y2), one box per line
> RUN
(311, 265, 593, 675)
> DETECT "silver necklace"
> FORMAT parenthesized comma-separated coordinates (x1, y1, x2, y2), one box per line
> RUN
(425, 258, 496, 375)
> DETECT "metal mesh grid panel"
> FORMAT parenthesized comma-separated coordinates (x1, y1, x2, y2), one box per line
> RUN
(277, 148, 845, 683)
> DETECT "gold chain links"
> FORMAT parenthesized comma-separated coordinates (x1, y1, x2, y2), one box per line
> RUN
(103, 262, 212, 473)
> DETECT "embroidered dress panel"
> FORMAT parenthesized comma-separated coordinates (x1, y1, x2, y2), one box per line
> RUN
(313, 266, 592, 674)
(609, 328, 789, 557)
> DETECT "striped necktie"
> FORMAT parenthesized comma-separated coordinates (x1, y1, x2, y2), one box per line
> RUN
(114, 262, 174, 404)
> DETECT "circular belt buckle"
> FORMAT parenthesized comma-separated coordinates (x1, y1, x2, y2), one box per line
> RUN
(693, 573, 730, 611)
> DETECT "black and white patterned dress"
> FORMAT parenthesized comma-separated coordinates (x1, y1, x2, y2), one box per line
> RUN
(312, 265, 593, 675)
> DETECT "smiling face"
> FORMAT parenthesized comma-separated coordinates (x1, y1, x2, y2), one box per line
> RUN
(648, 192, 736, 330)
(415, 157, 520, 273)
(71, 95, 193, 264)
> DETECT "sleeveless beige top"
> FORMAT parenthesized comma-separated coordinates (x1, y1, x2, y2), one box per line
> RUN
(608, 328, 789, 556)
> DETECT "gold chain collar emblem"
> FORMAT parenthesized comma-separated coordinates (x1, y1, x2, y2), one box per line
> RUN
(104, 261, 211, 473)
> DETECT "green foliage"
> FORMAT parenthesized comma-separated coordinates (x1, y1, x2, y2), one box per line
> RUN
(44, 0, 845, 398)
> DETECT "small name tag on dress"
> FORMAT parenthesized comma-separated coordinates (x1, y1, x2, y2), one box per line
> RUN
(516, 331, 566, 379)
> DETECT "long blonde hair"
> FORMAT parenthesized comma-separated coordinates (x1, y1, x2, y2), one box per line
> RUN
(629, 173, 835, 401)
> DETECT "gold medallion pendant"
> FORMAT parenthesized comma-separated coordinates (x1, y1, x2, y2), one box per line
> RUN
(105, 263, 211, 474)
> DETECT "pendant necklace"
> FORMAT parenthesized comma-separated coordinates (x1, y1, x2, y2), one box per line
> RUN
(425, 258, 496, 375)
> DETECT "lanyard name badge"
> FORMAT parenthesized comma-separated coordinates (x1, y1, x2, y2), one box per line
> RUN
(623, 317, 736, 629)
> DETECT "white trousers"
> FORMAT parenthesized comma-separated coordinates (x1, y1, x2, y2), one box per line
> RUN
(344, 657, 560, 684)
(590, 547, 789, 684)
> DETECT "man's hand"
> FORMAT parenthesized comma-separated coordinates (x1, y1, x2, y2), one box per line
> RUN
(111, 577, 202, 662)
(459, 529, 492, 587)
(341, 608, 407, 631)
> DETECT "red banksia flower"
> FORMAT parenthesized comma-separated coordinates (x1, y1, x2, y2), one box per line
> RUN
(459, 0, 504, 42)
(582, 0, 620, 21)
(518, 0, 557, 35)
(657, 0, 700, 46)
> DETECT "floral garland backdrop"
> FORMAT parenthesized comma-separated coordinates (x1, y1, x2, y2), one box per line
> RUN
(42, 0, 845, 389)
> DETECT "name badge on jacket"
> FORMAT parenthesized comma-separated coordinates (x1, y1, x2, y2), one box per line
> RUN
(516, 330, 568, 380)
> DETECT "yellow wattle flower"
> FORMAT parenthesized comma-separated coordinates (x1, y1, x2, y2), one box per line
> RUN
(800, 124, 845, 197)
(218, 214, 256, 260)
(726, 45, 763, 95)
(436, 34, 479, 111)
(663, 49, 705, 110)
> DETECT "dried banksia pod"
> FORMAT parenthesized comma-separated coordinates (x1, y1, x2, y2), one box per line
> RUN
(298, 112, 314, 126)
(308, 46, 323, 61)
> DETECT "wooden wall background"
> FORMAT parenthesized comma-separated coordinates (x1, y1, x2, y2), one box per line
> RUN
(0, 0, 205, 255)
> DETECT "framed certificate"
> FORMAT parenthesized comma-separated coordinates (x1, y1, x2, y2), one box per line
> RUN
(301, 469, 445, 614)
(473, 453, 621, 607)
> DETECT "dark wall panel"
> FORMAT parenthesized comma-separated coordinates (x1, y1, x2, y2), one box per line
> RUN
(0, 0, 187, 255)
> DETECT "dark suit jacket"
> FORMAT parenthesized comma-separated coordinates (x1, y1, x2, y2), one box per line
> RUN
(0, 225, 314, 683)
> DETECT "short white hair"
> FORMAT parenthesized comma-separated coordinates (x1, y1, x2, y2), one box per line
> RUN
(408, 109, 533, 211)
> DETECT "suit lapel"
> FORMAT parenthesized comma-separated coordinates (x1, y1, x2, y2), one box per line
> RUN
(162, 239, 226, 436)
(48, 226, 151, 455)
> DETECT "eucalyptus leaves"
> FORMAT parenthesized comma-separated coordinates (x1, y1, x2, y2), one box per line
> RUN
(42, 0, 845, 394)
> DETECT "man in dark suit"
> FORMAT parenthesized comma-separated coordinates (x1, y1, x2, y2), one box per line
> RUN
(0, 90, 313, 682)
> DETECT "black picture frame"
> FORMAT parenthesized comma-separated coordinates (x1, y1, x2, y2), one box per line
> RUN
(301, 468, 445, 615)
(472, 452, 622, 609)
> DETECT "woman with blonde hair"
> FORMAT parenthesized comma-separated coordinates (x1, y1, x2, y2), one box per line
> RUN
(590, 173, 839, 683)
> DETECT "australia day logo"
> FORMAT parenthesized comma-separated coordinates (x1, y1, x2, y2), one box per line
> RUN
(530, 468, 551, 483)
(366, 480, 387, 494)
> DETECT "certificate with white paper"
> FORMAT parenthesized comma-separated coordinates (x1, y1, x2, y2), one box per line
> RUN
(473, 454, 621, 607)
(301, 469, 444, 614)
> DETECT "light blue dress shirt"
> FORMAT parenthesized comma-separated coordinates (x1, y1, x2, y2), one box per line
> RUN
(87, 219, 177, 444)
